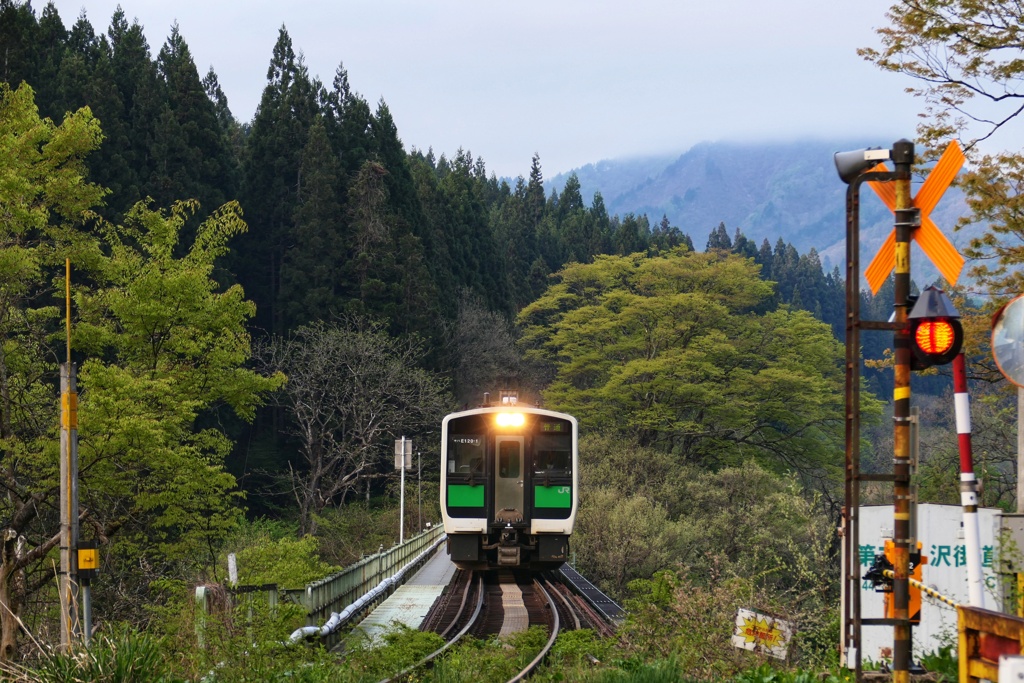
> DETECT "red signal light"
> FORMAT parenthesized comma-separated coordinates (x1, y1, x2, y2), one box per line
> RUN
(914, 320, 956, 356)
(909, 316, 963, 370)
(908, 286, 963, 371)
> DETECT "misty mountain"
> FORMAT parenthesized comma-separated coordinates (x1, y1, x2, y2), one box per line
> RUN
(548, 140, 977, 285)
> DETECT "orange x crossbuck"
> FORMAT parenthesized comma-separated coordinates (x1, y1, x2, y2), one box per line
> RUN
(863, 140, 965, 295)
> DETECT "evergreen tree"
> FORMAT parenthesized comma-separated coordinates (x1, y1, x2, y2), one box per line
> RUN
(0, 0, 38, 88)
(238, 27, 319, 334)
(491, 175, 539, 308)
(650, 214, 692, 253)
(56, 13, 136, 214)
(705, 221, 732, 250)
(281, 117, 345, 327)
(731, 227, 758, 259)
(107, 9, 166, 209)
(756, 238, 774, 279)
(32, 3, 68, 121)
(589, 191, 614, 255)
(613, 213, 649, 255)
(155, 24, 235, 213)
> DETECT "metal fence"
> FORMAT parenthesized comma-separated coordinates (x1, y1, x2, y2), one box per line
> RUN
(195, 525, 446, 647)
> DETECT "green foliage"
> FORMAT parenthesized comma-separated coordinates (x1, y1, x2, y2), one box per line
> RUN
(861, 0, 1024, 300)
(314, 488, 442, 567)
(574, 486, 677, 597)
(74, 199, 284, 571)
(584, 659, 700, 682)
(730, 663, 853, 683)
(548, 629, 615, 669)
(340, 624, 445, 681)
(3, 627, 184, 683)
(518, 248, 860, 482)
(615, 536, 837, 680)
(194, 628, 335, 683)
(433, 627, 550, 683)
(918, 645, 957, 682)
(575, 431, 839, 665)
(231, 531, 338, 588)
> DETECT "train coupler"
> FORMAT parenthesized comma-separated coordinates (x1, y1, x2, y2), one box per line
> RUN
(498, 546, 520, 566)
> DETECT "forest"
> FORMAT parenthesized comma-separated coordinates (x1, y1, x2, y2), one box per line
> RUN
(0, 0, 1020, 680)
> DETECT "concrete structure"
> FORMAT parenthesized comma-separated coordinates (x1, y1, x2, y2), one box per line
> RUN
(353, 545, 457, 643)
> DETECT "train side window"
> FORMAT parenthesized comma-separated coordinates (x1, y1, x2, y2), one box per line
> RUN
(534, 434, 572, 475)
(498, 442, 520, 478)
(448, 435, 484, 474)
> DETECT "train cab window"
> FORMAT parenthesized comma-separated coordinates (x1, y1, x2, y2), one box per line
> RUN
(498, 442, 520, 478)
(534, 434, 572, 475)
(448, 435, 484, 474)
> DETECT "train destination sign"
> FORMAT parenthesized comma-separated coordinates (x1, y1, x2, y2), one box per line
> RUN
(863, 140, 966, 295)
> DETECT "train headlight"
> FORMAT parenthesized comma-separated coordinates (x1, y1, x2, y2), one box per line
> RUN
(495, 413, 525, 428)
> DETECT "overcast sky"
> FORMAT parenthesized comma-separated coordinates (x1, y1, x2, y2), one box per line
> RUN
(44, 0, 922, 179)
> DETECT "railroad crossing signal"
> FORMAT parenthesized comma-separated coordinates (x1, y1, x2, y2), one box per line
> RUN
(863, 141, 966, 295)
(908, 286, 963, 371)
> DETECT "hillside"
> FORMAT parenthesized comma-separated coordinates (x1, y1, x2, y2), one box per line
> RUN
(548, 140, 978, 285)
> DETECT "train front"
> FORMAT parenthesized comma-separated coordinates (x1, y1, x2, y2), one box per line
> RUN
(441, 400, 578, 570)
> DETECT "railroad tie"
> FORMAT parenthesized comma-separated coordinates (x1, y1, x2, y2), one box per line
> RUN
(499, 573, 529, 636)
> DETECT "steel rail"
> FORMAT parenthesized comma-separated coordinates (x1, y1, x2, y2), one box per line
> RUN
(441, 570, 475, 639)
(377, 572, 484, 683)
(544, 578, 580, 631)
(506, 579, 560, 683)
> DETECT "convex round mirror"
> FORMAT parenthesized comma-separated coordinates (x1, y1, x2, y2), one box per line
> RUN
(992, 294, 1024, 387)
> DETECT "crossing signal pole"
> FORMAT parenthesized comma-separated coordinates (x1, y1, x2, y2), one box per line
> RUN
(835, 139, 964, 682)
(890, 139, 915, 683)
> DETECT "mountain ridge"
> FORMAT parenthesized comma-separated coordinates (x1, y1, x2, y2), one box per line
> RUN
(546, 139, 978, 285)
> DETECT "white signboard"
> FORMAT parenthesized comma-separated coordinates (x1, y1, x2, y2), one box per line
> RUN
(731, 608, 793, 660)
(859, 504, 1002, 664)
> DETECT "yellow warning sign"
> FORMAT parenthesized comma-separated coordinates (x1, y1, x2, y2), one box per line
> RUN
(731, 608, 793, 660)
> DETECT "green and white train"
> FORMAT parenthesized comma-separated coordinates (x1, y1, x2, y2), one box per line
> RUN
(440, 394, 578, 570)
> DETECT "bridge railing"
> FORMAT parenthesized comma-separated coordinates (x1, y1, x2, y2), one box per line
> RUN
(195, 524, 446, 646)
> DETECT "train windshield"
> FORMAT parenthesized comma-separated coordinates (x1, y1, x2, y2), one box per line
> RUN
(448, 434, 485, 474)
(533, 433, 572, 475)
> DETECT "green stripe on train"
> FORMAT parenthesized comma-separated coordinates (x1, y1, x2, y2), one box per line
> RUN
(534, 485, 572, 508)
(447, 484, 484, 507)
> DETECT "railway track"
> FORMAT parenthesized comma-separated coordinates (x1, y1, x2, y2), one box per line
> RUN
(382, 569, 605, 682)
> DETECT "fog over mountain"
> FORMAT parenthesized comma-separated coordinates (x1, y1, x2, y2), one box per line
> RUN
(547, 140, 977, 286)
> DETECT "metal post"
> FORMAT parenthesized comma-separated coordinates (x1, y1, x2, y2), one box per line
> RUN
(953, 353, 985, 607)
(81, 581, 92, 645)
(843, 174, 863, 676)
(891, 138, 915, 683)
(843, 165, 895, 678)
(400, 437, 406, 544)
(417, 450, 422, 533)
(1018, 387, 1024, 515)
(1018, 386, 1024, 615)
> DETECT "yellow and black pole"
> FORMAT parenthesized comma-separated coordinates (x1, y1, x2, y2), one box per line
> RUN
(891, 139, 915, 683)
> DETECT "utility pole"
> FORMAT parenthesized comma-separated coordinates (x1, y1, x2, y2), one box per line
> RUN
(60, 259, 80, 649)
